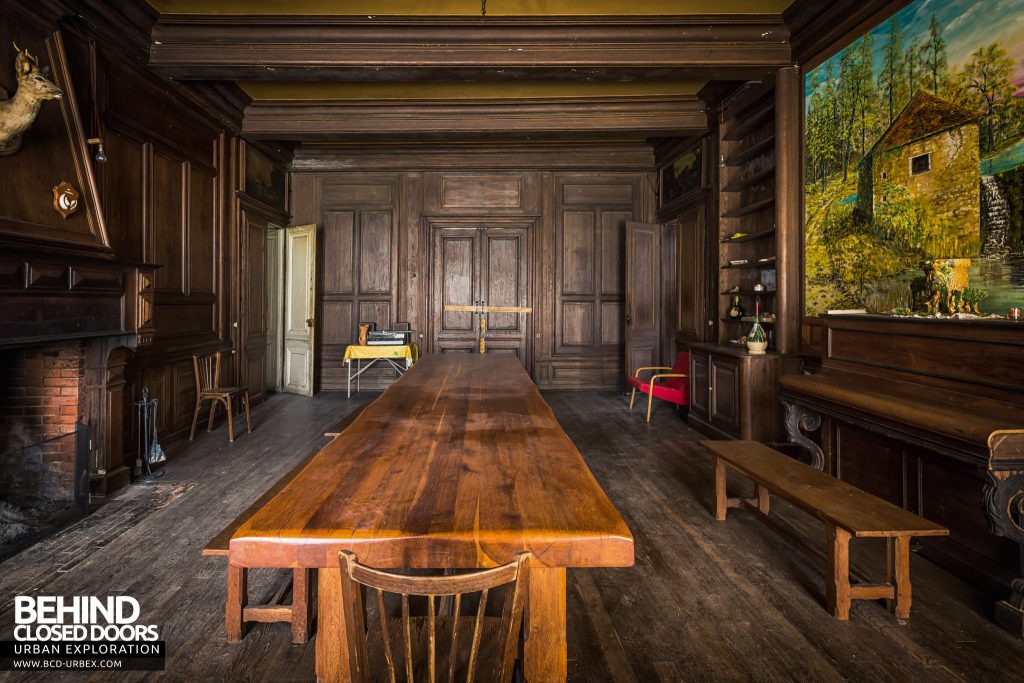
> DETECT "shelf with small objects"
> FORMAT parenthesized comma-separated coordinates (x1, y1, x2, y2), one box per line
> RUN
(717, 78, 780, 352)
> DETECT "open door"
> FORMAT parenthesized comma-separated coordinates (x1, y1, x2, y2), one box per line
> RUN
(624, 221, 661, 376)
(283, 224, 317, 396)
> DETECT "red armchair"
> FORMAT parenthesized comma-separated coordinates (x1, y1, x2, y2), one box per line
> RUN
(627, 351, 689, 422)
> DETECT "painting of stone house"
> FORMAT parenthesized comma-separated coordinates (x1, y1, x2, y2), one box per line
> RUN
(857, 90, 981, 258)
(804, 0, 1024, 317)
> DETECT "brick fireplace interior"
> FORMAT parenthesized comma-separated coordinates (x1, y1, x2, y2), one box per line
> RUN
(0, 341, 91, 558)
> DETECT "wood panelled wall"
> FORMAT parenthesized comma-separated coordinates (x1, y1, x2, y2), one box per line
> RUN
(291, 152, 654, 390)
(63, 22, 287, 484)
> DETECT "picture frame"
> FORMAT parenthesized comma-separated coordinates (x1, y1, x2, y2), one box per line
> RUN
(658, 137, 706, 210)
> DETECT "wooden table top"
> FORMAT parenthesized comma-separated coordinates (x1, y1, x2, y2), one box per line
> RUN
(230, 353, 634, 569)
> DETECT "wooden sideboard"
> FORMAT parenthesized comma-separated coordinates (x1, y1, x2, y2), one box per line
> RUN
(688, 342, 799, 442)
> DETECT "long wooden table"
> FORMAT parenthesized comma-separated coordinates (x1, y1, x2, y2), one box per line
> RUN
(229, 353, 634, 681)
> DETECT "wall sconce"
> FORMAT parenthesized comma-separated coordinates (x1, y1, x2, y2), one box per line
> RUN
(87, 137, 106, 163)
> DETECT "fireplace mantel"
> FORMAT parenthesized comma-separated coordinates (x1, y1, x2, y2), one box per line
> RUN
(0, 246, 156, 350)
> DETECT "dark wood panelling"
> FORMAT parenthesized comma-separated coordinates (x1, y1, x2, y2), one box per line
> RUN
(188, 166, 216, 294)
(151, 151, 186, 293)
(536, 173, 651, 388)
(675, 204, 708, 346)
(424, 172, 541, 216)
(296, 160, 651, 391)
(312, 174, 400, 391)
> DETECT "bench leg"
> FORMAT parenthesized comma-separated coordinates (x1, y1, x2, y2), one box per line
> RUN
(227, 565, 248, 643)
(714, 457, 728, 521)
(886, 537, 912, 619)
(291, 568, 313, 644)
(826, 524, 852, 620)
(755, 483, 771, 515)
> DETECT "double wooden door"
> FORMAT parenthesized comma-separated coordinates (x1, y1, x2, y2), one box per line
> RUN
(431, 225, 532, 368)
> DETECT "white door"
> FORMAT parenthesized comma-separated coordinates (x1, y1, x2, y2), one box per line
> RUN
(283, 224, 317, 396)
(266, 226, 284, 392)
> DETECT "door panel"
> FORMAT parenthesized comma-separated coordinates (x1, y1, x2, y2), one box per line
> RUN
(430, 225, 531, 367)
(283, 224, 317, 396)
(240, 213, 268, 400)
(266, 227, 283, 392)
(676, 204, 708, 345)
(710, 357, 740, 434)
(690, 351, 709, 419)
(625, 221, 661, 375)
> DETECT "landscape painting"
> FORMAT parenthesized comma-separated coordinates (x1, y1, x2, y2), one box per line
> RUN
(804, 0, 1024, 317)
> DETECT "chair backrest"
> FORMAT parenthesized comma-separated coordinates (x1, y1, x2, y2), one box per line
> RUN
(193, 352, 222, 393)
(671, 351, 690, 374)
(338, 551, 530, 683)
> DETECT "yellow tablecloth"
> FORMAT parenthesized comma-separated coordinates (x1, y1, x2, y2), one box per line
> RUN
(343, 343, 418, 364)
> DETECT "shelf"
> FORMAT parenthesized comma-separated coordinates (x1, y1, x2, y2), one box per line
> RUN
(722, 196, 774, 219)
(723, 101, 776, 142)
(721, 289, 776, 296)
(721, 258, 776, 270)
(720, 228, 776, 243)
(721, 317, 776, 325)
(722, 167, 775, 192)
(723, 136, 775, 166)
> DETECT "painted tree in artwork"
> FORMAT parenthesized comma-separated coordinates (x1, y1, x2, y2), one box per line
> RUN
(919, 15, 948, 95)
(878, 17, 907, 123)
(958, 43, 1016, 154)
(907, 39, 921, 97)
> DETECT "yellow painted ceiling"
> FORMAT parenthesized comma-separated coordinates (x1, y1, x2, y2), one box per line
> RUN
(239, 80, 705, 101)
(148, 0, 793, 16)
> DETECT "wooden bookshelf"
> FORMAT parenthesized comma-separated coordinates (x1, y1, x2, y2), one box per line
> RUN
(717, 78, 779, 346)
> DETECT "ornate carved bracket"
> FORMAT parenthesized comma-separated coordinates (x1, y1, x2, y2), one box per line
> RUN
(984, 469, 1024, 635)
(783, 401, 824, 470)
(985, 470, 1024, 545)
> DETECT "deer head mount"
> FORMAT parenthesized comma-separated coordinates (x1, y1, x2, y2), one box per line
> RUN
(0, 43, 64, 156)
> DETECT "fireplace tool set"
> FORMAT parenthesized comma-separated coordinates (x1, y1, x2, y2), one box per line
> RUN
(134, 388, 166, 480)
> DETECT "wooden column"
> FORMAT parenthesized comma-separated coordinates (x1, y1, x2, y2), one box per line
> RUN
(774, 65, 802, 355)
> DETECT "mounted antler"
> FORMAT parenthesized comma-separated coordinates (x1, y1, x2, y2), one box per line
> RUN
(0, 41, 64, 155)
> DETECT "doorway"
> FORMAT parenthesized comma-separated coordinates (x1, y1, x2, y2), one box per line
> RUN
(264, 223, 318, 396)
(429, 220, 534, 369)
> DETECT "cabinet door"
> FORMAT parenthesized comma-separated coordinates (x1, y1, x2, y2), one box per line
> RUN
(709, 357, 741, 436)
(689, 351, 709, 420)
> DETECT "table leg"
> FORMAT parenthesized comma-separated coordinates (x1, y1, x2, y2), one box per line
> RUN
(525, 566, 567, 682)
(226, 565, 247, 643)
(356, 359, 360, 393)
(346, 361, 351, 399)
(316, 566, 350, 682)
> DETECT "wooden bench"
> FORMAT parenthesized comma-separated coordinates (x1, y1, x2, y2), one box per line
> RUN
(701, 440, 949, 620)
(202, 404, 368, 644)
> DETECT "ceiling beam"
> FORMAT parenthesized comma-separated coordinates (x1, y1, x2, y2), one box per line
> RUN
(242, 96, 708, 141)
(148, 16, 791, 81)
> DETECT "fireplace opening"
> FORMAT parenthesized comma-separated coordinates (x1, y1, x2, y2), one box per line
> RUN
(0, 342, 91, 560)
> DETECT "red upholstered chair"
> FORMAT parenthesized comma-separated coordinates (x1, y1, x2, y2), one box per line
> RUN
(627, 351, 689, 422)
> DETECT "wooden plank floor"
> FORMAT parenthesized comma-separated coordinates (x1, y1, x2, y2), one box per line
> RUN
(2, 390, 1023, 681)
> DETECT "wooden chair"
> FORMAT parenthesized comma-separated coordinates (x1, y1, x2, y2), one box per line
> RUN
(338, 551, 530, 683)
(627, 351, 689, 422)
(189, 352, 252, 443)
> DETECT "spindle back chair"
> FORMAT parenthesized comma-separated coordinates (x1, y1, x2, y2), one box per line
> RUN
(338, 551, 530, 683)
(189, 352, 252, 443)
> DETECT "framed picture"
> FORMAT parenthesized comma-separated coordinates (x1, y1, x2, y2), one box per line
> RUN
(803, 0, 1024, 317)
(244, 144, 286, 209)
(659, 138, 706, 209)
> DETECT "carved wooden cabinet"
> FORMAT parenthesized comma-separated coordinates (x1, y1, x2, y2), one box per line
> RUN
(687, 342, 798, 442)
